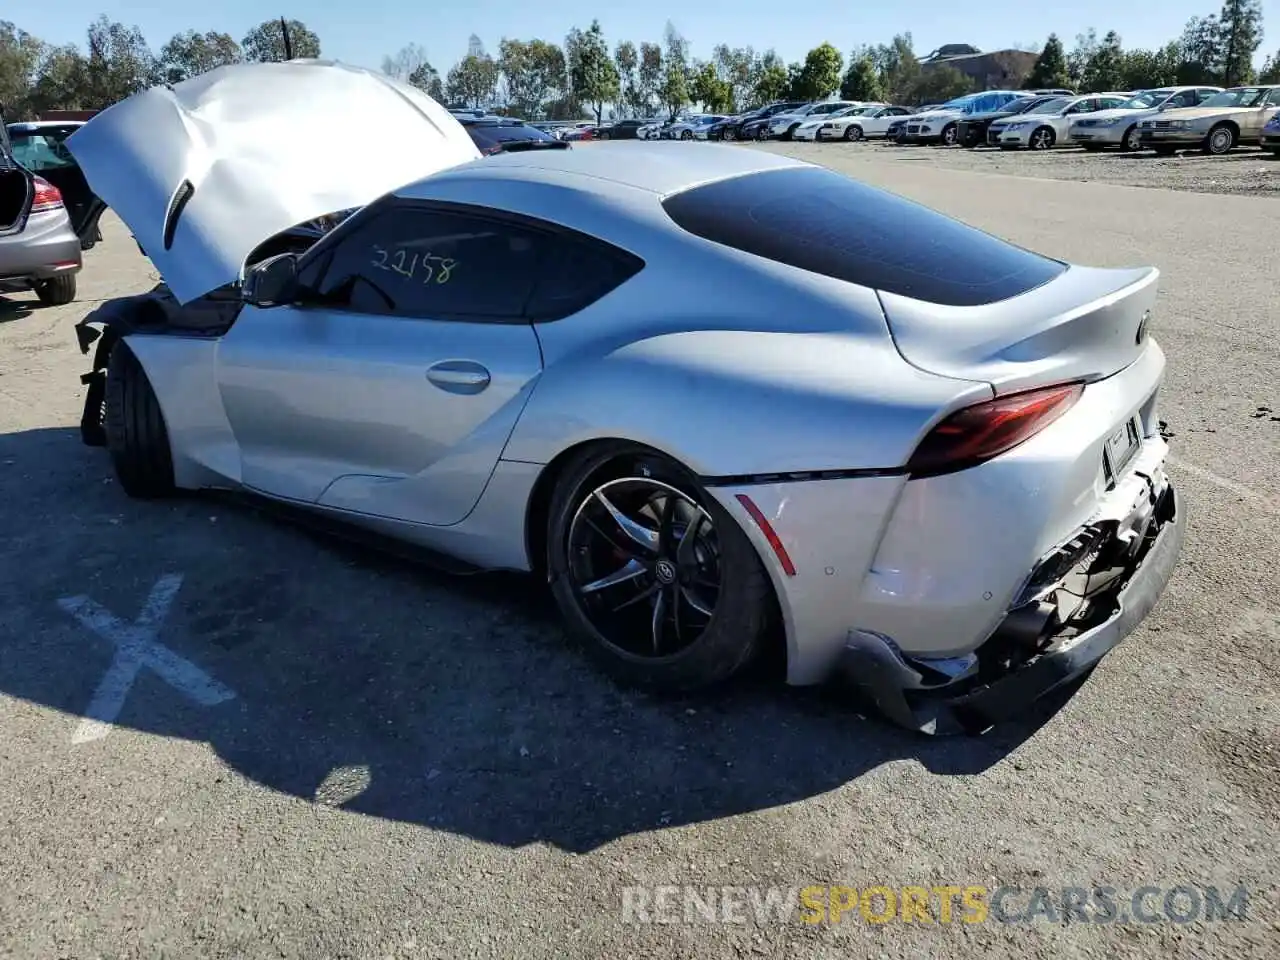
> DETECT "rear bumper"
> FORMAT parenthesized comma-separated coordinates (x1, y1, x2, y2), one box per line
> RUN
(840, 480, 1182, 735)
(1260, 133, 1280, 149)
(0, 210, 82, 286)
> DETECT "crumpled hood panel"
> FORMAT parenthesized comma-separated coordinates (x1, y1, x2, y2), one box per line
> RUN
(67, 59, 482, 304)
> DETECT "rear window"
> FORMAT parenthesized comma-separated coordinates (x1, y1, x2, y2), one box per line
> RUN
(661, 166, 1066, 306)
(466, 123, 557, 147)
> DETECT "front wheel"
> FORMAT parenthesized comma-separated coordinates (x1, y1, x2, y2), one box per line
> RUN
(1122, 125, 1141, 152)
(34, 273, 76, 306)
(1204, 123, 1235, 155)
(104, 343, 176, 498)
(680, 129, 693, 140)
(546, 445, 772, 693)
(941, 123, 958, 146)
(1029, 126, 1056, 150)
(844, 124, 863, 142)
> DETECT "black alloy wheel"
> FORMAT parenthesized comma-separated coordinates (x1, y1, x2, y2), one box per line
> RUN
(566, 476, 720, 659)
(547, 447, 772, 692)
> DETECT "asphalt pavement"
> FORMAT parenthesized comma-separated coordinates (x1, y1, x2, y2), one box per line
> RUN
(0, 147, 1276, 959)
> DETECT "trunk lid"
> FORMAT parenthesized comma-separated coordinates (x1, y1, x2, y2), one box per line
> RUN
(878, 265, 1159, 393)
(66, 59, 482, 304)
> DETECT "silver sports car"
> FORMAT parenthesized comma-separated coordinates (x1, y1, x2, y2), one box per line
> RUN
(67, 62, 1183, 735)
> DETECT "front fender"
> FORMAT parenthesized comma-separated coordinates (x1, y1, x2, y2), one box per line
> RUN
(503, 329, 991, 477)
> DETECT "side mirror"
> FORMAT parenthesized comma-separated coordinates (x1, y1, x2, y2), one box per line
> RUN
(242, 253, 299, 307)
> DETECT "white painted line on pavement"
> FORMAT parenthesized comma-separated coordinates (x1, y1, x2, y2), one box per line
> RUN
(57, 573, 236, 744)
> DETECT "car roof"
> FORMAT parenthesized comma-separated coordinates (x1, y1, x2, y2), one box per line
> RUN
(401, 141, 808, 198)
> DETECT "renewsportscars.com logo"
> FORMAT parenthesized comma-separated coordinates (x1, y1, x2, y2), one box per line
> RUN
(620, 884, 1251, 926)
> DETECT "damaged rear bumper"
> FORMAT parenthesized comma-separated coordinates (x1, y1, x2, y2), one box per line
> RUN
(839, 480, 1184, 735)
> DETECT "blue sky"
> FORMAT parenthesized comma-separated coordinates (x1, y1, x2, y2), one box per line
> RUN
(21, 1, 1280, 71)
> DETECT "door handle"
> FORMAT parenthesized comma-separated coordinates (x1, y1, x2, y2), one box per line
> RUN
(426, 360, 491, 395)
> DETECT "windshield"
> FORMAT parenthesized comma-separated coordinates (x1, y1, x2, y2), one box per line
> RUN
(1025, 97, 1070, 114)
(935, 95, 977, 111)
(1120, 90, 1173, 110)
(7, 126, 81, 172)
(1199, 87, 1271, 108)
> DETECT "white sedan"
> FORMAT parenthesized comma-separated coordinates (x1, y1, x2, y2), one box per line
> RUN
(810, 105, 913, 141)
(791, 105, 879, 141)
(987, 93, 1131, 149)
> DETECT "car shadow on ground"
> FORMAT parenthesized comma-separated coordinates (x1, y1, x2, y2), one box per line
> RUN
(0, 294, 35, 323)
(0, 426, 1080, 853)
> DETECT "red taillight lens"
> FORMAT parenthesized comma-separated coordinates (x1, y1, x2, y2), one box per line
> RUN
(907, 382, 1084, 477)
(30, 176, 64, 213)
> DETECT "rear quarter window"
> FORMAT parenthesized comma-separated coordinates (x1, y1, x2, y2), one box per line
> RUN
(660, 166, 1066, 307)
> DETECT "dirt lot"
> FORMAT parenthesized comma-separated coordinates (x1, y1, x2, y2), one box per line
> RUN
(1, 150, 1277, 959)
(758, 137, 1280, 197)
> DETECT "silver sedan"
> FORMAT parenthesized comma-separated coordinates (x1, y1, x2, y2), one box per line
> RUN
(66, 62, 1184, 734)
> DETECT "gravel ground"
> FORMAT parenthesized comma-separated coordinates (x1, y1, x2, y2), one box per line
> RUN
(756, 138, 1280, 197)
(0, 157, 1277, 959)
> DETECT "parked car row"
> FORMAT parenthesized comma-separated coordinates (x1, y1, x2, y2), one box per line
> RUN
(583, 84, 1280, 158)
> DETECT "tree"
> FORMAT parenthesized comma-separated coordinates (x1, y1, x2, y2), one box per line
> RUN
(637, 42, 662, 115)
(382, 43, 430, 82)
(1081, 30, 1125, 92)
(1218, 0, 1264, 86)
(157, 30, 240, 84)
(1262, 49, 1280, 83)
(874, 34, 921, 104)
(408, 62, 444, 101)
(1120, 43, 1181, 89)
(567, 20, 617, 123)
(1177, 16, 1223, 84)
(0, 21, 44, 118)
(28, 45, 87, 113)
(613, 40, 638, 117)
(659, 22, 690, 119)
(1025, 34, 1070, 89)
(788, 42, 843, 101)
(752, 53, 789, 105)
(910, 65, 974, 103)
(240, 18, 320, 62)
(689, 60, 732, 112)
(840, 55, 883, 101)
(445, 52, 499, 109)
(1066, 30, 1098, 87)
(82, 17, 154, 110)
(499, 38, 566, 119)
(713, 44, 754, 112)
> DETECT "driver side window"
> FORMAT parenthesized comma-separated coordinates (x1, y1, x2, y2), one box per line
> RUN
(311, 206, 545, 321)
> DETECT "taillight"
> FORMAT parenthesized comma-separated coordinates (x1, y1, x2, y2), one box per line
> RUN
(30, 176, 64, 213)
(907, 382, 1084, 477)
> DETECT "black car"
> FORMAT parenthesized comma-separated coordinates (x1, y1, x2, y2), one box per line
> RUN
(595, 119, 646, 140)
(956, 95, 1062, 147)
(457, 118, 570, 155)
(715, 102, 808, 141)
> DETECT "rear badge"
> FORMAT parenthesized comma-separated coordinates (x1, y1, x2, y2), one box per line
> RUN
(1136, 311, 1150, 344)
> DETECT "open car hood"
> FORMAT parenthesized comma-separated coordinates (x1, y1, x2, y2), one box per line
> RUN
(66, 60, 482, 304)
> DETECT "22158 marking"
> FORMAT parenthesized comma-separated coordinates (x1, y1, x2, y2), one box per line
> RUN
(371, 246, 457, 284)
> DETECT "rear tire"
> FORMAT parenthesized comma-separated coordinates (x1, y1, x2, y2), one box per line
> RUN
(104, 343, 176, 498)
(546, 444, 773, 693)
(34, 274, 76, 306)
